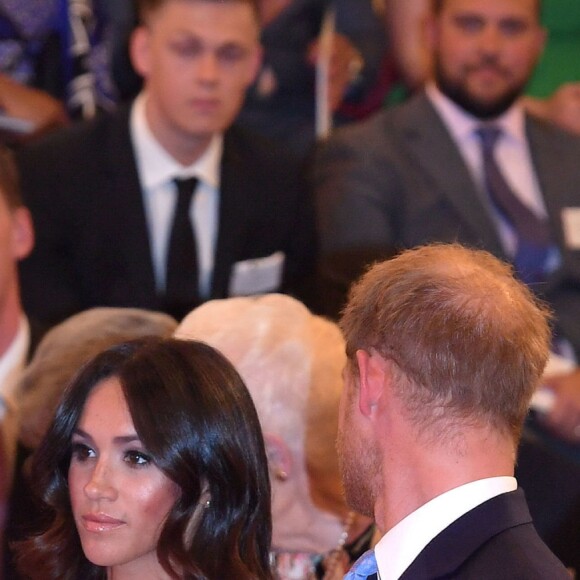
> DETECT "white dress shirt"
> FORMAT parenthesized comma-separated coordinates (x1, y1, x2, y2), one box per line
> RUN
(0, 316, 30, 490)
(130, 92, 222, 299)
(426, 83, 547, 260)
(375, 476, 518, 580)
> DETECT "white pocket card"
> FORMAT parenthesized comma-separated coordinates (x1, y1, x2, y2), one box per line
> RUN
(228, 251, 285, 296)
(561, 207, 580, 250)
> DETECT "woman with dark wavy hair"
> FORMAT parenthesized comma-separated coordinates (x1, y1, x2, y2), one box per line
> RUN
(15, 337, 272, 579)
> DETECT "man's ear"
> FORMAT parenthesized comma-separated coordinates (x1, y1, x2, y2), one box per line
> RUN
(534, 25, 547, 60)
(130, 26, 151, 79)
(424, 11, 440, 55)
(245, 44, 264, 88)
(356, 349, 387, 417)
(11, 207, 34, 261)
(263, 433, 293, 482)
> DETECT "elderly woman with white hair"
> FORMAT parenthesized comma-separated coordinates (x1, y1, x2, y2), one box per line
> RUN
(175, 294, 376, 580)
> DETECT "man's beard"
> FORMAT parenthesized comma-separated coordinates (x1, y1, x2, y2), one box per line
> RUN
(434, 57, 527, 119)
(336, 420, 378, 518)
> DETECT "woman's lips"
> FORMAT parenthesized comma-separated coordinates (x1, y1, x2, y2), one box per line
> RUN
(81, 513, 125, 532)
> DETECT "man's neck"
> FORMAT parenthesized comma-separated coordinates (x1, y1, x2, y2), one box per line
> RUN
(374, 428, 515, 533)
(144, 101, 213, 167)
(426, 82, 523, 125)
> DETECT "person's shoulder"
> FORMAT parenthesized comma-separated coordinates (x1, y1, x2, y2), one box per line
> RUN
(224, 124, 301, 162)
(17, 105, 130, 164)
(459, 520, 570, 579)
(526, 113, 580, 150)
(323, 94, 427, 151)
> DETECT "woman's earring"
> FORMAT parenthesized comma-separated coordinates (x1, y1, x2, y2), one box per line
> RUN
(204, 499, 211, 509)
(274, 467, 288, 481)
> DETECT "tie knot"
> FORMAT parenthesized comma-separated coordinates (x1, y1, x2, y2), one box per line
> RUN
(476, 125, 502, 152)
(173, 177, 198, 207)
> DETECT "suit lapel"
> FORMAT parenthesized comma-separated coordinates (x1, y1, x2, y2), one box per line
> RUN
(526, 117, 571, 257)
(102, 105, 157, 302)
(398, 94, 505, 258)
(211, 128, 250, 297)
(399, 490, 532, 580)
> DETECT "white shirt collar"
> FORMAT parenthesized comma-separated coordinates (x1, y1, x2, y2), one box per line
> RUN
(425, 82, 527, 146)
(0, 316, 30, 416)
(130, 92, 223, 190)
(375, 476, 517, 580)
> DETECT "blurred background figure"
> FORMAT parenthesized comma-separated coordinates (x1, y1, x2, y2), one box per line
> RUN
(3, 307, 177, 578)
(176, 294, 375, 579)
(15, 337, 272, 579)
(112, 0, 387, 158)
(0, 0, 129, 142)
(17, 0, 317, 328)
(383, 0, 580, 134)
(0, 146, 34, 501)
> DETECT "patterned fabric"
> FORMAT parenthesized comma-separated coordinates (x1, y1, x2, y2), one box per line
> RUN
(0, 0, 116, 116)
(0, 0, 58, 82)
(62, 0, 116, 118)
(344, 549, 377, 579)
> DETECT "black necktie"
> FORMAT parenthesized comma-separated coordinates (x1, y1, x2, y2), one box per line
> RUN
(477, 125, 551, 286)
(165, 177, 199, 320)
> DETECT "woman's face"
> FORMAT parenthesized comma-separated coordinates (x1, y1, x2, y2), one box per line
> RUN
(68, 376, 180, 577)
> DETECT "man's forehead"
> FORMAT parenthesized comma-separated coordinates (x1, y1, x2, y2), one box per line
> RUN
(439, 0, 539, 21)
(145, 0, 260, 43)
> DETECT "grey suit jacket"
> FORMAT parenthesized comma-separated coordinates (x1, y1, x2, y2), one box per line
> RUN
(314, 91, 580, 354)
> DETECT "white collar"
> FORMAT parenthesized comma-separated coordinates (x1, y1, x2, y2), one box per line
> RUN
(130, 92, 223, 189)
(375, 476, 517, 580)
(425, 82, 527, 146)
(0, 316, 30, 414)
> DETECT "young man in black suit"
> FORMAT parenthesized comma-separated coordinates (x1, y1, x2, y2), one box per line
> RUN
(339, 244, 570, 580)
(0, 148, 34, 493)
(17, 0, 317, 325)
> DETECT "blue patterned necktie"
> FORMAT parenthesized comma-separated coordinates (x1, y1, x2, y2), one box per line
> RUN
(476, 125, 552, 286)
(344, 549, 378, 579)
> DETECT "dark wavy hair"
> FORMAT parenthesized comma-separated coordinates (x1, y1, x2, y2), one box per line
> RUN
(15, 337, 273, 579)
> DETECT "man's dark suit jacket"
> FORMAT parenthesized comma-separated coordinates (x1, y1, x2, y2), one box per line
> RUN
(315, 91, 580, 357)
(16, 104, 317, 326)
(366, 490, 569, 580)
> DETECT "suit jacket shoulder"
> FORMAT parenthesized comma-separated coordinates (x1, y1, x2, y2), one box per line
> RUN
(16, 105, 154, 325)
(399, 490, 569, 580)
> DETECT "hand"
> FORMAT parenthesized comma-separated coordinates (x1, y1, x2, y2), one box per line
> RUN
(523, 82, 580, 136)
(0, 74, 68, 143)
(540, 369, 580, 444)
(308, 34, 364, 112)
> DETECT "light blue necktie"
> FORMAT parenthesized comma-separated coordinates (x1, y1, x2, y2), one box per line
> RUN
(344, 549, 378, 579)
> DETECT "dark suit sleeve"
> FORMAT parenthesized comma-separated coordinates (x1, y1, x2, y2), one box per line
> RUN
(312, 114, 401, 316)
(16, 132, 89, 326)
(313, 113, 402, 255)
(281, 155, 319, 309)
